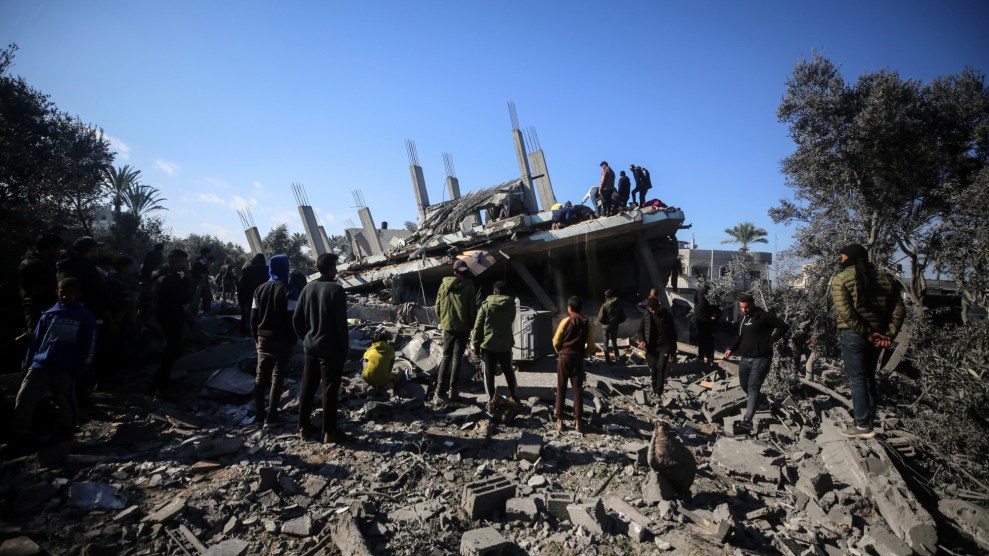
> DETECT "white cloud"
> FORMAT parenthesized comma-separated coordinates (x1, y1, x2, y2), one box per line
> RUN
(105, 134, 131, 161)
(199, 223, 237, 242)
(270, 210, 301, 227)
(230, 195, 259, 211)
(252, 181, 263, 190)
(194, 193, 226, 206)
(206, 177, 230, 188)
(155, 159, 181, 176)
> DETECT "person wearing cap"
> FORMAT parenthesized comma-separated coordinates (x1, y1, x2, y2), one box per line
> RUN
(433, 259, 477, 405)
(830, 244, 905, 439)
(18, 233, 63, 333)
(597, 289, 626, 365)
(250, 254, 296, 427)
(293, 252, 350, 444)
(598, 161, 616, 217)
(472, 281, 521, 413)
(724, 294, 789, 433)
(149, 249, 193, 397)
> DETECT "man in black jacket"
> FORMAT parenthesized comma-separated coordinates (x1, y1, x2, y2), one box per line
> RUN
(19, 233, 63, 333)
(239, 254, 268, 335)
(293, 253, 349, 444)
(149, 249, 193, 397)
(724, 294, 789, 432)
(637, 297, 678, 404)
(251, 254, 296, 426)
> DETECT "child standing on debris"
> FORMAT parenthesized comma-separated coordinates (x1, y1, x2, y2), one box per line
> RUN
(472, 281, 522, 413)
(433, 259, 476, 405)
(250, 254, 297, 426)
(13, 278, 97, 441)
(553, 295, 595, 433)
(361, 331, 395, 394)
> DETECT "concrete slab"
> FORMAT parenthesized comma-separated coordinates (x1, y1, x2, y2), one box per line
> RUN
(202, 367, 255, 397)
(460, 526, 511, 556)
(709, 438, 783, 483)
(174, 340, 256, 374)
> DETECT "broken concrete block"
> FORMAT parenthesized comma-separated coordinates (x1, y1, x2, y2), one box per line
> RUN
(702, 387, 747, 422)
(302, 475, 327, 497)
(329, 514, 374, 556)
(196, 437, 244, 459)
(544, 492, 574, 521)
(460, 526, 511, 556)
(515, 432, 542, 462)
(68, 481, 127, 510)
(861, 524, 912, 556)
(282, 515, 312, 537)
(144, 497, 187, 523)
(642, 471, 677, 505)
(795, 460, 833, 498)
(0, 536, 40, 556)
(710, 437, 783, 483)
(505, 497, 541, 522)
(621, 441, 648, 467)
(204, 538, 248, 556)
(633, 389, 648, 405)
(203, 367, 256, 397)
(391, 500, 441, 522)
(680, 507, 733, 544)
(567, 498, 610, 535)
(938, 499, 989, 551)
(603, 495, 653, 542)
(461, 475, 516, 520)
(448, 406, 484, 422)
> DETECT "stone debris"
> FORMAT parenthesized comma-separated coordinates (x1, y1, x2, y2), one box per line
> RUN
(0, 317, 970, 555)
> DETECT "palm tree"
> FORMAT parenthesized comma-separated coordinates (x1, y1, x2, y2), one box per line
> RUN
(721, 222, 769, 252)
(123, 183, 167, 220)
(104, 165, 142, 220)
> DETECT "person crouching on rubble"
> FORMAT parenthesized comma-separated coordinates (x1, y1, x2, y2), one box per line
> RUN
(472, 281, 522, 413)
(553, 295, 595, 433)
(293, 253, 350, 444)
(250, 254, 296, 427)
(13, 278, 97, 444)
(433, 259, 476, 405)
(362, 331, 395, 398)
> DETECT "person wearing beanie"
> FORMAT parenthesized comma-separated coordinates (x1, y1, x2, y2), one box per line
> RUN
(831, 244, 905, 439)
(250, 254, 296, 426)
(432, 259, 476, 405)
(724, 293, 789, 433)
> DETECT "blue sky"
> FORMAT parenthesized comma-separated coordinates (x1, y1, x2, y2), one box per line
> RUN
(2, 1, 987, 256)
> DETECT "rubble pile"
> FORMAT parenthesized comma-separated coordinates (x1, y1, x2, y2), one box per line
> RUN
(1, 318, 986, 555)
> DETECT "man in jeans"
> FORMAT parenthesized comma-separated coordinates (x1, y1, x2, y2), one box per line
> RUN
(293, 253, 349, 444)
(433, 259, 476, 404)
(724, 294, 789, 433)
(831, 244, 905, 439)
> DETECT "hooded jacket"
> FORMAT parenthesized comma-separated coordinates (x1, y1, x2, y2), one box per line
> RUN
(251, 255, 297, 343)
(362, 340, 395, 388)
(597, 297, 626, 332)
(831, 263, 905, 338)
(436, 276, 476, 333)
(637, 307, 677, 356)
(472, 294, 516, 353)
(726, 306, 789, 358)
(25, 301, 97, 375)
(553, 312, 595, 357)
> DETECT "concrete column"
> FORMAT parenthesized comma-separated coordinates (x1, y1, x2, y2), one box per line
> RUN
(511, 129, 539, 214)
(528, 149, 557, 209)
(245, 227, 264, 255)
(298, 206, 327, 256)
(446, 176, 461, 201)
(358, 207, 383, 255)
(318, 226, 332, 255)
(410, 165, 430, 219)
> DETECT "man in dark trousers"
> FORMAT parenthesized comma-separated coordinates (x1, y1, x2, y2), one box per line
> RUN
(597, 289, 625, 365)
(629, 164, 653, 208)
(19, 233, 63, 334)
(239, 254, 268, 335)
(692, 281, 721, 365)
(615, 170, 631, 212)
(830, 244, 905, 439)
(293, 253, 349, 444)
(250, 254, 296, 427)
(598, 161, 616, 217)
(433, 259, 476, 405)
(637, 297, 678, 405)
(149, 249, 193, 398)
(553, 295, 595, 433)
(57, 237, 113, 393)
(472, 281, 521, 413)
(190, 247, 213, 315)
(724, 294, 789, 433)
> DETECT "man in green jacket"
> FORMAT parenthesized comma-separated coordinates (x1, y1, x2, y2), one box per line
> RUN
(433, 259, 476, 404)
(830, 244, 905, 439)
(472, 281, 521, 412)
(597, 289, 625, 365)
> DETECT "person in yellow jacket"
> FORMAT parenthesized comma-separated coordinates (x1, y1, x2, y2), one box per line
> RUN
(552, 295, 595, 433)
(362, 332, 395, 392)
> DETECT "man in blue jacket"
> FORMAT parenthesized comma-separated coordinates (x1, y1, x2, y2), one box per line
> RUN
(13, 278, 97, 441)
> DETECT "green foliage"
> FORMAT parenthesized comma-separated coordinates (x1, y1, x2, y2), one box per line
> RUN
(170, 233, 248, 274)
(721, 222, 769, 252)
(262, 224, 313, 272)
(123, 183, 167, 218)
(104, 165, 141, 219)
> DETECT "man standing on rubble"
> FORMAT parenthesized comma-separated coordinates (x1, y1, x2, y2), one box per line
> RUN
(190, 247, 214, 315)
(433, 259, 476, 405)
(598, 161, 616, 217)
(250, 254, 296, 427)
(724, 294, 789, 433)
(597, 289, 625, 365)
(629, 164, 652, 208)
(239, 254, 268, 335)
(553, 296, 595, 433)
(616, 170, 631, 212)
(830, 244, 905, 439)
(472, 281, 521, 413)
(293, 252, 350, 444)
(149, 249, 193, 398)
(637, 297, 678, 405)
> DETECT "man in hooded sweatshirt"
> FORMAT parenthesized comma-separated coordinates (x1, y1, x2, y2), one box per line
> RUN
(250, 254, 296, 426)
(239, 253, 268, 335)
(637, 297, 678, 404)
(597, 289, 625, 365)
(553, 295, 595, 433)
(433, 259, 476, 404)
(293, 253, 350, 444)
(472, 281, 521, 413)
(830, 244, 905, 439)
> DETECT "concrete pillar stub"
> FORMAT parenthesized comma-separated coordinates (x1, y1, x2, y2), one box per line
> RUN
(358, 207, 383, 255)
(410, 165, 430, 218)
(511, 129, 539, 214)
(528, 149, 557, 208)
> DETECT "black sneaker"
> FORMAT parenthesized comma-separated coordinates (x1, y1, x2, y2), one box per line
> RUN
(736, 419, 753, 435)
(841, 426, 876, 439)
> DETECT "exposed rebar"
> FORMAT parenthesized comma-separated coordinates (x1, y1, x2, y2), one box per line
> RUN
(405, 139, 420, 167)
(508, 100, 520, 130)
(442, 152, 457, 179)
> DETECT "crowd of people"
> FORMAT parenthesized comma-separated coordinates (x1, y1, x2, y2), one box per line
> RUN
(551, 161, 671, 230)
(10, 227, 903, 449)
